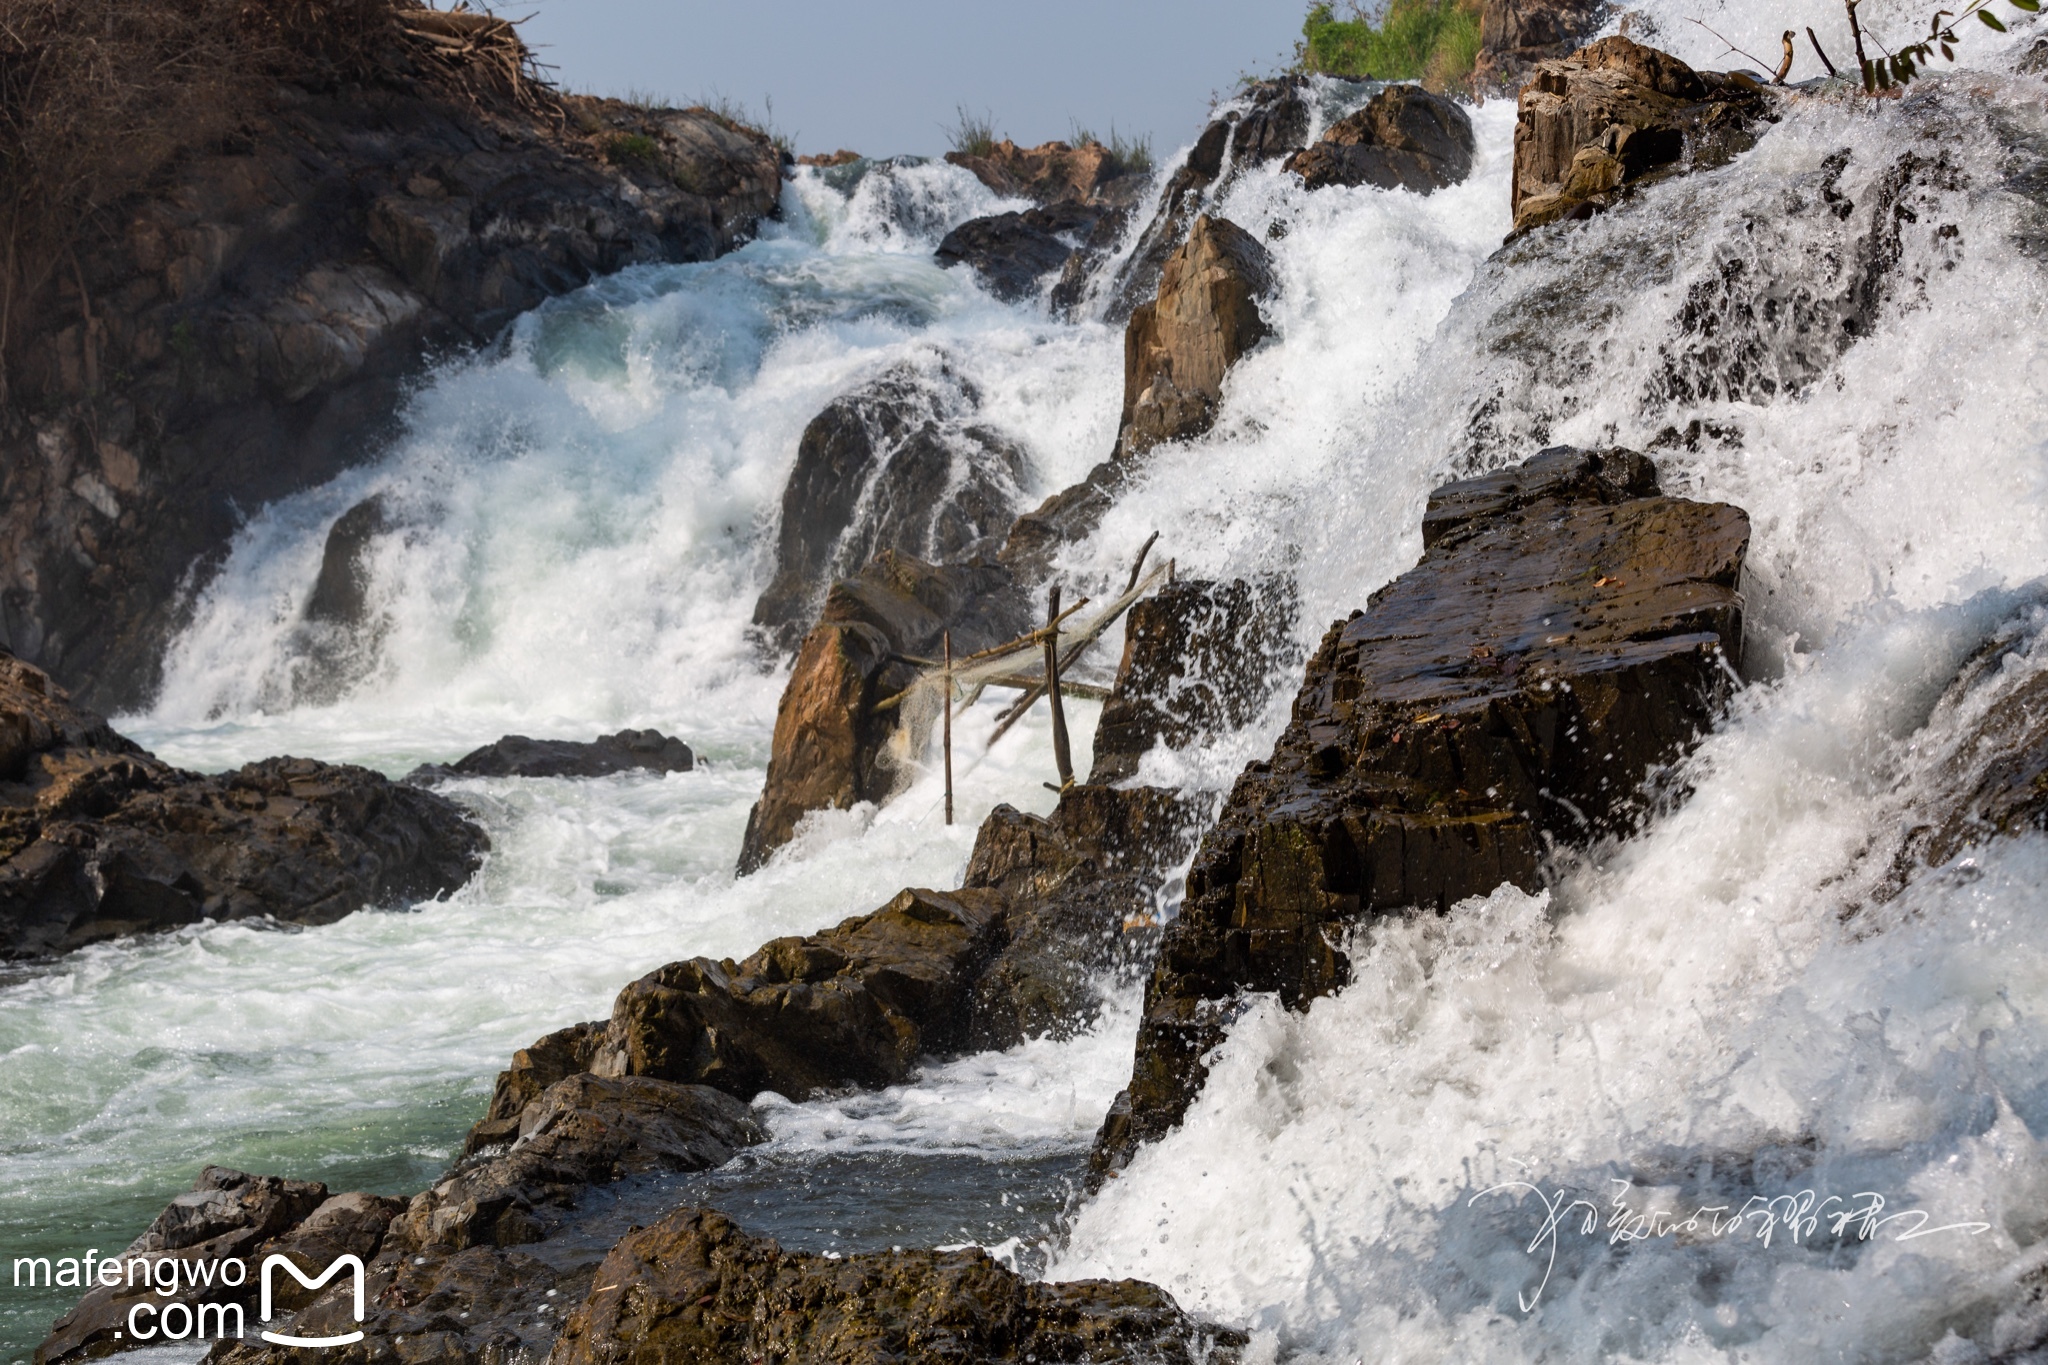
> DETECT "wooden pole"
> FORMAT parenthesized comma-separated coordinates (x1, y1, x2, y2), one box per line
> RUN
(1045, 585, 1074, 791)
(942, 630, 954, 825)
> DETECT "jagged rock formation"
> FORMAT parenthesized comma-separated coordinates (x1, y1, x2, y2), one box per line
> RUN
(1511, 37, 1773, 235)
(1119, 216, 1275, 458)
(1, 55, 783, 712)
(1474, 0, 1611, 90)
(0, 650, 486, 958)
(37, 1169, 404, 1365)
(408, 730, 695, 783)
(548, 1206, 1244, 1365)
(1286, 86, 1477, 193)
(739, 552, 1031, 872)
(1094, 447, 1750, 1172)
(1105, 79, 1310, 322)
(752, 362, 1029, 649)
(1089, 577, 1299, 783)
(1004, 216, 1274, 574)
(942, 139, 1145, 206)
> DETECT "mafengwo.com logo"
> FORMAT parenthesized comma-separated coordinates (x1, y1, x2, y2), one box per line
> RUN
(11, 1251, 365, 1348)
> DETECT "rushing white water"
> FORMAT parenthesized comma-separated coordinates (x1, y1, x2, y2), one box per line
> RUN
(6, 19, 2048, 1362)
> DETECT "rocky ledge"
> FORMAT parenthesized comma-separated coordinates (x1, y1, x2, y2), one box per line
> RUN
(0, 650, 486, 958)
(408, 729, 696, 783)
(1095, 446, 1750, 1171)
(1, 11, 784, 713)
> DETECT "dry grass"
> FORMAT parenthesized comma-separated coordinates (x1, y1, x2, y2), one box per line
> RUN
(0, 0, 555, 403)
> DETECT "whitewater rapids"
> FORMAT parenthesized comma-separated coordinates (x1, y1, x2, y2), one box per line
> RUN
(6, 2, 2048, 1359)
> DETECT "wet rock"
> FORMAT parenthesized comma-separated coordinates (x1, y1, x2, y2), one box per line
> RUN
(962, 784, 1205, 1048)
(1511, 37, 1774, 236)
(1094, 446, 1749, 1173)
(304, 497, 390, 629)
(797, 149, 862, 167)
(1286, 86, 1477, 193)
(935, 200, 1128, 307)
(1090, 576, 1300, 783)
(35, 1171, 403, 1365)
(590, 886, 1007, 1099)
(549, 1205, 1245, 1365)
(409, 730, 694, 783)
(739, 551, 1032, 872)
(1890, 605, 2048, 882)
(1, 73, 784, 713)
(999, 459, 1127, 579)
(1120, 216, 1275, 458)
(0, 651, 488, 958)
(752, 362, 1029, 649)
(1105, 79, 1309, 322)
(1473, 0, 1610, 90)
(398, 1075, 763, 1252)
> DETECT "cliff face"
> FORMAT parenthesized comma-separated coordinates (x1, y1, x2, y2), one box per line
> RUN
(0, 81, 783, 712)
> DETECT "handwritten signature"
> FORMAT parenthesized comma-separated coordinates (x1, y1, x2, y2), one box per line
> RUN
(1469, 1179, 1992, 1311)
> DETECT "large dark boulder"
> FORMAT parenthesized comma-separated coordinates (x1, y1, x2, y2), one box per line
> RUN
(0, 651, 487, 958)
(752, 364, 1029, 650)
(1094, 446, 1750, 1173)
(1286, 86, 1477, 193)
(935, 200, 1128, 307)
(1511, 37, 1774, 236)
(740, 551, 1031, 873)
(548, 1206, 1244, 1365)
(590, 886, 1008, 1100)
(1090, 576, 1299, 783)
(409, 729, 695, 783)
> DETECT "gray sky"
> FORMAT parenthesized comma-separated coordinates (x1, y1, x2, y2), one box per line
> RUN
(519, 1, 1308, 160)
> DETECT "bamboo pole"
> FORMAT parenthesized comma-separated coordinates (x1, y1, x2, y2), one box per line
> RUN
(1045, 585, 1075, 791)
(943, 630, 954, 826)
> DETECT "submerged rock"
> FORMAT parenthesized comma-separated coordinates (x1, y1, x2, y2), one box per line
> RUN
(1890, 604, 2048, 883)
(752, 362, 1029, 649)
(1094, 446, 1750, 1172)
(0, 652, 487, 958)
(1510, 37, 1773, 236)
(550, 1205, 1244, 1365)
(740, 550, 1031, 872)
(409, 730, 695, 783)
(1286, 86, 1477, 193)
(1089, 576, 1300, 783)
(1104, 79, 1309, 322)
(36, 1170, 403, 1365)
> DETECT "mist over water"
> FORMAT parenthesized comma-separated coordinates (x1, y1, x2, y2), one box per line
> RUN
(6, 10, 2048, 1358)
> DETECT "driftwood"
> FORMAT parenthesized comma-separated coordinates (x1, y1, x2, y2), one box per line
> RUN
(1045, 585, 1075, 791)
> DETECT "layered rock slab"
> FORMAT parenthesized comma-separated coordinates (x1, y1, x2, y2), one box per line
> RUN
(409, 730, 695, 783)
(0, 651, 486, 958)
(548, 1206, 1244, 1365)
(1094, 446, 1749, 1170)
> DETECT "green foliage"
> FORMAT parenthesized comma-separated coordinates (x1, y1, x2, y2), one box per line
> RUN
(1298, 0, 1485, 86)
(947, 106, 1002, 158)
(603, 132, 661, 166)
(1069, 121, 1155, 175)
(1850, 0, 2037, 89)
